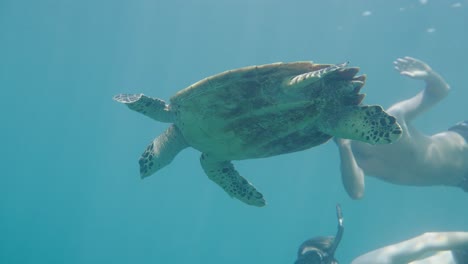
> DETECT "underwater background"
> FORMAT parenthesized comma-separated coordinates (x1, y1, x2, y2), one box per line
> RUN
(1, 0, 468, 263)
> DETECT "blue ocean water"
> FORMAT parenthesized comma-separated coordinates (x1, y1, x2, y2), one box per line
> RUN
(1, 0, 467, 263)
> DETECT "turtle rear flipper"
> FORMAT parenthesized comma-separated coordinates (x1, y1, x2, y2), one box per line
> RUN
(200, 154, 266, 207)
(287, 62, 349, 86)
(139, 125, 188, 178)
(113, 93, 173, 123)
(321, 105, 402, 145)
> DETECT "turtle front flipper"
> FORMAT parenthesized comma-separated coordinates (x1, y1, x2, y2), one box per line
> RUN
(200, 154, 266, 207)
(320, 105, 403, 145)
(139, 125, 189, 178)
(113, 93, 173, 123)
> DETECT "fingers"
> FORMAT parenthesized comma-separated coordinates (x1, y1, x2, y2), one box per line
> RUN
(394, 58, 408, 72)
(404, 56, 425, 65)
(394, 64, 404, 72)
(397, 56, 422, 65)
(394, 56, 422, 67)
(394, 57, 414, 68)
(394, 56, 431, 72)
(395, 57, 409, 64)
(398, 71, 414, 78)
(394, 59, 412, 74)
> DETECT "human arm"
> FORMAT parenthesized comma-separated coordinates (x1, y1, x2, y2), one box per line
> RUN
(386, 57, 450, 122)
(351, 232, 468, 264)
(334, 138, 365, 199)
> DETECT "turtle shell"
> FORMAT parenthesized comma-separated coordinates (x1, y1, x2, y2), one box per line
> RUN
(170, 62, 331, 105)
(169, 62, 363, 160)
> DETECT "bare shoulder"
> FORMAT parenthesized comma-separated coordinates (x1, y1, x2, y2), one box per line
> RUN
(431, 131, 467, 148)
(425, 131, 468, 174)
(425, 131, 468, 162)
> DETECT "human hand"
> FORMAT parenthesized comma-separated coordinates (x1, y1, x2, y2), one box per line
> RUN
(394, 56, 433, 80)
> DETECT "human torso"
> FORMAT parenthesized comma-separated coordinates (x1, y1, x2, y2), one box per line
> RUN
(351, 121, 468, 187)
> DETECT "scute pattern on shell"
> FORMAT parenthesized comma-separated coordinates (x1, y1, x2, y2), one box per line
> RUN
(167, 61, 366, 160)
(170, 62, 332, 106)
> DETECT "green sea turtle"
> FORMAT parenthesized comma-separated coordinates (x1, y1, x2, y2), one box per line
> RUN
(114, 61, 402, 207)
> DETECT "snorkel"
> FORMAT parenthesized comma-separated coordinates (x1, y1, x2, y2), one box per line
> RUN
(294, 204, 345, 264)
(326, 204, 344, 263)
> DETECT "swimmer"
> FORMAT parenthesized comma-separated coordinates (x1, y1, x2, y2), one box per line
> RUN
(295, 205, 468, 264)
(295, 204, 343, 264)
(351, 232, 468, 264)
(335, 57, 468, 199)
